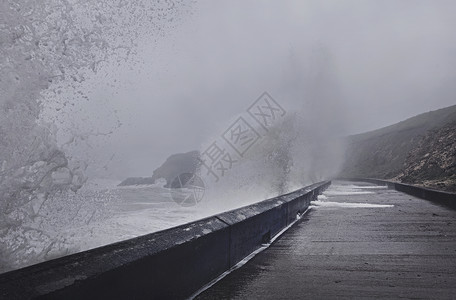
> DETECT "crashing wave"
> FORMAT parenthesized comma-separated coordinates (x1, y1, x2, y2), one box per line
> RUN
(0, 0, 191, 273)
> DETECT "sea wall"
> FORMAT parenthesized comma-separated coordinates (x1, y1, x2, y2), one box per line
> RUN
(0, 181, 331, 299)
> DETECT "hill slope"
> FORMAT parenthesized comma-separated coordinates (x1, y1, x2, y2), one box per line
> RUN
(340, 104, 456, 190)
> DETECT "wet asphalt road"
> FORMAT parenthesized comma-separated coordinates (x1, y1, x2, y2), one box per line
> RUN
(196, 181, 456, 299)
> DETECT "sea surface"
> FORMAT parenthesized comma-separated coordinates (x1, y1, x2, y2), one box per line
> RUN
(64, 180, 213, 252)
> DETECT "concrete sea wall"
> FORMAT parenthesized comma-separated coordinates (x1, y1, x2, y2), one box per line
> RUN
(0, 181, 331, 299)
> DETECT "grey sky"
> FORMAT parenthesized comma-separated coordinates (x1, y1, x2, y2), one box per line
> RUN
(61, 0, 456, 178)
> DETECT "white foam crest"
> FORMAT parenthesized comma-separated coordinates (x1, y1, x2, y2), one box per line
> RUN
(355, 185, 388, 189)
(324, 190, 375, 196)
(311, 201, 394, 208)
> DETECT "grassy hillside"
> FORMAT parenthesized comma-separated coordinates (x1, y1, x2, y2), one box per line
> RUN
(340, 104, 456, 181)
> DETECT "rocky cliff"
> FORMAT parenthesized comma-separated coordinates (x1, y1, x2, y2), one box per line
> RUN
(396, 121, 456, 192)
(118, 150, 200, 187)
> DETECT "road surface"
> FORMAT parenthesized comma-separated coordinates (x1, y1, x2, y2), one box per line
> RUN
(197, 181, 456, 299)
